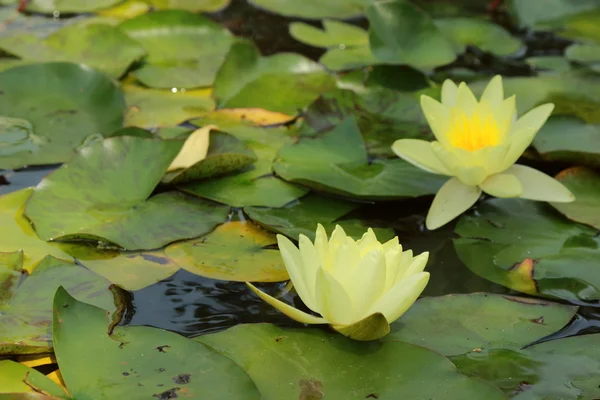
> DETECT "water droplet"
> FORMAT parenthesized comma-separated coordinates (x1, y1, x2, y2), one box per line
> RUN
(171, 88, 178, 93)
(52, 10, 60, 18)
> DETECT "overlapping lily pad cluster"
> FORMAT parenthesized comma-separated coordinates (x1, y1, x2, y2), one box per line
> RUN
(1, 0, 600, 399)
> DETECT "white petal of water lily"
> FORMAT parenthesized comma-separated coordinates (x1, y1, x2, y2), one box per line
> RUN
(426, 177, 482, 230)
(396, 252, 429, 282)
(455, 82, 478, 115)
(480, 173, 523, 198)
(276, 234, 318, 312)
(386, 249, 413, 289)
(315, 267, 356, 326)
(392, 139, 452, 175)
(331, 236, 360, 278)
(431, 142, 461, 172)
(381, 236, 400, 253)
(480, 75, 503, 109)
(298, 235, 321, 306)
(502, 103, 554, 169)
(367, 272, 430, 323)
(246, 283, 327, 324)
(454, 165, 488, 186)
(314, 224, 329, 267)
(352, 250, 387, 319)
(420, 96, 451, 145)
(507, 164, 575, 202)
(441, 79, 458, 107)
(328, 225, 348, 258)
(494, 95, 516, 136)
(475, 144, 510, 175)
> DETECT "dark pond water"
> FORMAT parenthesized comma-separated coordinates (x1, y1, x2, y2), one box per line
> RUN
(1, 0, 598, 344)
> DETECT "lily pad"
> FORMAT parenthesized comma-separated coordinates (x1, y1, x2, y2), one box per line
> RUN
(0, 253, 113, 355)
(273, 117, 445, 200)
(550, 167, 600, 229)
(244, 193, 395, 241)
(384, 293, 577, 356)
(454, 197, 600, 301)
(165, 221, 288, 282)
(434, 18, 522, 56)
(565, 43, 600, 73)
(247, 0, 366, 19)
(145, 0, 230, 12)
(452, 334, 600, 400)
(507, 0, 600, 27)
(214, 40, 336, 114)
(0, 117, 42, 157)
(52, 287, 261, 399)
(119, 10, 234, 89)
(533, 116, 600, 167)
(25, 136, 230, 250)
(0, 360, 67, 398)
(26, 0, 122, 13)
(0, 62, 125, 169)
(367, 0, 456, 69)
(197, 323, 507, 400)
(123, 84, 215, 129)
(0, 23, 146, 78)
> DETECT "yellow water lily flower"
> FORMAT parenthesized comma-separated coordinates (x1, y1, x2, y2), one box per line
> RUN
(247, 224, 429, 341)
(392, 75, 575, 230)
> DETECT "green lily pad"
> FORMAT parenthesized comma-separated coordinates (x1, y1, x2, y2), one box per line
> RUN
(52, 287, 261, 399)
(25, 136, 230, 250)
(145, 0, 230, 12)
(367, 0, 456, 69)
(0, 23, 146, 78)
(0, 253, 113, 355)
(0, 117, 43, 157)
(454, 197, 600, 301)
(533, 116, 600, 167)
(247, 0, 366, 19)
(244, 193, 395, 241)
(214, 40, 336, 114)
(507, 0, 600, 27)
(163, 131, 257, 185)
(123, 85, 215, 129)
(299, 87, 427, 157)
(26, 0, 122, 13)
(165, 221, 288, 282)
(550, 167, 600, 229)
(565, 43, 600, 71)
(452, 334, 600, 400)
(526, 56, 572, 74)
(197, 323, 507, 400)
(119, 10, 234, 89)
(384, 293, 577, 356)
(273, 117, 445, 200)
(0, 360, 67, 398)
(289, 20, 377, 71)
(434, 18, 522, 56)
(0, 62, 125, 169)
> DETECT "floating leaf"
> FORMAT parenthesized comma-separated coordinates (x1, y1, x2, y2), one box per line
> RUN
(214, 40, 336, 114)
(145, 0, 230, 12)
(165, 221, 288, 282)
(247, 0, 366, 19)
(550, 167, 600, 229)
(244, 193, 395, 241)
(167, 126, 211, 172)
(0, 62, 125, 169)
(0, 253, 113, 355)
(194, 108, 295, 127)
(197, 324, 507, 400)
(507, 0, 600, 27)
(367, 0, 456, 69)
(120, 10, 233, 89)
(453, 334, 600, 400)
(96, 0, 151, 19)
(384, 293, 577, 356)
(0, 116, 42, 157)
(123, 85, 214, 129)
(0, 360, 67, 398)
(454, 198, 600, 301)
(273, 118, 445, 200)
(25, 136, 229, 250)
(26, 0, 122, 13)
(52, 287, 261, 399)
(0, 23, 146, 78)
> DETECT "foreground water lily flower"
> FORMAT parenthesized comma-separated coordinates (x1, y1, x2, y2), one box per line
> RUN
(246, 225, 429, 341)
(392, 75, 575, 230)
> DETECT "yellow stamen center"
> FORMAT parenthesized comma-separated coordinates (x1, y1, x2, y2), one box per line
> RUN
(448, 112, 501, 151)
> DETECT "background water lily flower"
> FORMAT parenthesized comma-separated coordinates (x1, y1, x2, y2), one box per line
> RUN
(392, 75, 575, 230)
(246, 224, 429, 341)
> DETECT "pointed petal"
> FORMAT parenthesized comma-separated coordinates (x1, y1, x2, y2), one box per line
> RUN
(331, 236, 360, 278)
(454, 165, 488, 186)
(480, 75, 503, 109)
(396, 252, 429, 282)
(456, 82, 478, 115)
(441, 79, 458, 107)
(426, 177, 482, 230)
(276, 234, 317, 311)
(246, 283, 326, 324)
(298, 235, 321, 305)
(381, 236, 399, 252)
(332, 312, 390, 341)
(367, 272, 430, 323)
(480, 173, 523, 198)
(392, 139, 452, 175)
(315, 268, 356, 325)
(476, 143, 510, 175)
(503, 103, 554, 169)
(494, 96, 516, 136)
(314, 224, 329, 265)
(352, 250, 387, 318)
(507, 164, 575, 202)
(420, 95, 451, 144)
